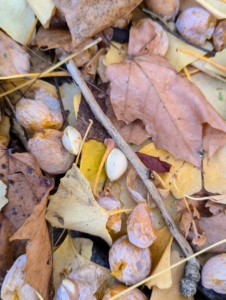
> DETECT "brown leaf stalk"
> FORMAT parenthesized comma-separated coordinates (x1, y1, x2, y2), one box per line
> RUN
(66, 60, 199, 264)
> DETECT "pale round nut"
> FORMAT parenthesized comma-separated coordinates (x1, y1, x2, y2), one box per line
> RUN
(176, 7, 217, 46)
(109, 235, 151, 285)
(144, 0, 180, 21)
(15, 93, 63, 131)
(201, 253, 226, 294)
(102, 284, 147, 299)
(127, 202, 158, 248)
(105, 148, 128, 181)
(213, 20, 226, 52)
(28, 129, 75, 174)
(62, 126, 82, 155)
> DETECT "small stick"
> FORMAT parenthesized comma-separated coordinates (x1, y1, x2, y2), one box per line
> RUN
(54, 77, 69, 126)
(177, 48, 226, 73)
(75, 119, 93, 165)
(183, 66, 192, 81)
(66, 60, 198, 262)
(0, 71, 70, 80)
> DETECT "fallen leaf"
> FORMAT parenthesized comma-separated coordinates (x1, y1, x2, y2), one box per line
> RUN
(0, 0, 35, 44)
(1, 254, 38, 300)
(0, 31, 30, 76)
(146, 227, 173, 288)
(180, 211, 193, 238)
(127, 168, 149, 204)
(27, 0, 55, 28)
(0, 144, 53, 282)
(80, 140, 107, 192)
(151, 251, 194, 300)
(106, 96, 150, 145)
(203, 143, 226, 194)
(189, 212, 226, 253)
(0, 116, 10, 147)
(72, 237, 93, 260)
(0, 180, 8, 210)
(205, 48, 226, 78)
(105, 52, 226, 167)
(45, 164, 112, 245)
(76, 83, 110, 142)
(105, 42, 127, 67)
(205, 200, 226, 215)
(138, 143, 202, 199)
(10, 179, 53, 300)
(52, 0, 142, 47)
(208, 194, 226, 205)
(165, 32, 213, 72)
(128, 19, 169, 56)
(53, 234, 110, 294)
(195, 0, 226, 19)
(136, 152, 172, 173)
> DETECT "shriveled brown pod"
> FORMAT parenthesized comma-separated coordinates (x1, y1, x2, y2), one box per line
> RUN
(127, 202, 158, 248)
(109, 235, 151, 285)
(28, 129, 74, 174)
(97, 193, 122, 233)
(144, 0, 180, 21)
(15, 90, 63, 131)
(102, 284, 147, 299)
(176, 7, 216, 46)
(213, 20, 226, 52)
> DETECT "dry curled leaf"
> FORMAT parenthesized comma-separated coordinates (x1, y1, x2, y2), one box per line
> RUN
(53, 0, 142, 47)
(10, 179, 54, 300)
(0, 31, 30, 76)
(136, 152, 172, 173)
(105, 53, 226, 167)
(0, 144, 53, 282)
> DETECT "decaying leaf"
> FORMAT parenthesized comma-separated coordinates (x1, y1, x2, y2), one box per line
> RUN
(80, 140, 107, 192)
(105, 52, 226, 167)
(0, 180, 8, 210)
(53, 234, 110, 295)
(0, 0, 35, 44)
(151, 251, 194, 300)
(146, 226, 173, 288)
(0, 31, 30, 76)
(136, 152, 172, 173)
(1, 254, 38, 300)
(45, 164, 112, 245)
(127, 168, 149, 204)
(0, 144, 53, 282)
(53, 0, 142, 47)
(105, 42, 127, 67)
(27, 0, 55, 28)
(0, 116, 10, 147)
(10, 179, 54, 300)
(138, 143, 202, 199)
(195, 0, 226, 19)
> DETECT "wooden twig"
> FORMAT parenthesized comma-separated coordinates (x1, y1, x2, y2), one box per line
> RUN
(66, 60, 199, 264)
(54, 77, 69, 127)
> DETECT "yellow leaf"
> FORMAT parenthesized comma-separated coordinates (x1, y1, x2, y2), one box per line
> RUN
(205, 48, 226, 77)
(195, 0, 226, 19)
(203, 143, 226, 194)
(45, 164, 112, 245)
(53, 234, 111, 295)
(139, 143, 202, 199)
(146, 227, 173, 289)
(165, 32, 213, 72)
(0, 180, 8, 210)
(73, 93, 81, 119)
(0, 116, 10, 147)
(72, 237, 93, 260)
(151, 251, 194, 300)
(27, 0, 55, 28)
(105, 42, 127, 67)
(0, 0, 35, 44)
(80, 140, 107, 191)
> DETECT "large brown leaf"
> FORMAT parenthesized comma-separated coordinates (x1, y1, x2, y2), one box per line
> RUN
(53, 0, 142, 47)
(0, 144, 53, 281)
(105, 54, 226, 167)
(10, 181, 54, 300)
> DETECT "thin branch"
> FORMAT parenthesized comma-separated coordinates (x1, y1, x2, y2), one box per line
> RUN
(66, 60, 199, 264)
(54, 77, 69, 126)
